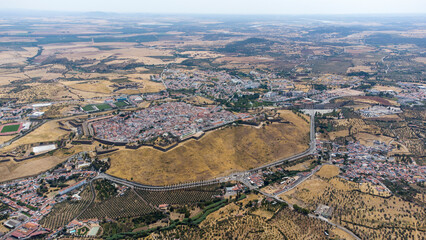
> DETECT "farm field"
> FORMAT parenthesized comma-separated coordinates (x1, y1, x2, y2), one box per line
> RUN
(134, 185, 222, 206)
(79, 188, 156, 220)
(354, 132, 394, 146)
(1, 83, 76, 103)
(40, 187, 93, 230)
(67, 80, 114, 94)
(106, 112, 310, 185)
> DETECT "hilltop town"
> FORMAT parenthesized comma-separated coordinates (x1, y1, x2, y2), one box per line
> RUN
(0, 13, 424, 240)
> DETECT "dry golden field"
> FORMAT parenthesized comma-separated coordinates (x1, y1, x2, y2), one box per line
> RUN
(315, 165, 340, 179)
(372, 85, 404, 93)
(0, 47, 38, 66)
(333, 118, 382, 135)
(38, 42, 174, 62)
(0, 135, 15, 145)
(331, 227, 358, 240)
(185, 96, 215, 105)
(277, 109, 310, 124)
(66, 80, 114, 94)
(327, 129, 350, 140)
(107, 112, 310, 185)
(1, 83, 76, 103)
(285, 159, 315, 171)
(126, 74, 166, 93)
(137, 79, 165, 93)
(359, 182, 392, 197)
(0, 156, 65, 182)
(0, 65, 63, 85)
(354, 132, 393, 146)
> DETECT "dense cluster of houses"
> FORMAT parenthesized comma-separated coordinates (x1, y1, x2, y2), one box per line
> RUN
(91, 102, 244, 143)
(338, 159, 425, 185)
(0, 152, 96, 239)
(396, 82, 426, 105)
(159, 69, 263, 99)
(321, 140, 426, 186)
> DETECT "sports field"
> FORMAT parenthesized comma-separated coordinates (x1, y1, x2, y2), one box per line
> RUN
(82, 103, 114, 112)
(95, 103, 113, 111)
(113, 101, 129, 108)
(1, 124, 20, 133)
(0, 123, 21, 135)
(82, 105, 97, 112)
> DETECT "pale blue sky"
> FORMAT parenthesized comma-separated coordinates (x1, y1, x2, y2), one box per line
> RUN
(1, 0, 425, 15)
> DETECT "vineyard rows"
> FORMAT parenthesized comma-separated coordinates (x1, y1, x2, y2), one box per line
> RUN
(40, 187, 93, 230)
(134, 184, 222, 206)
(79, 189, 156, 220)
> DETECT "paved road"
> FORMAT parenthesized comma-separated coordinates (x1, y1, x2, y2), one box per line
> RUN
(310, 214, 362, 240)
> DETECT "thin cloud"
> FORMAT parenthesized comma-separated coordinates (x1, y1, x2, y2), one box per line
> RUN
(1, 0, 426, 14)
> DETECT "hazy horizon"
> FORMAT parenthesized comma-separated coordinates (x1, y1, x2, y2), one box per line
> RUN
(1, 0, 426, 15)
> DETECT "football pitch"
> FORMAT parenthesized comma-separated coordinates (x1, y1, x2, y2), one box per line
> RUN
(0, 124, 21, 133)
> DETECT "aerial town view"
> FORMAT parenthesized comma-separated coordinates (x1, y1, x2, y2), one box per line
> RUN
(0, 0, 424, 239)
